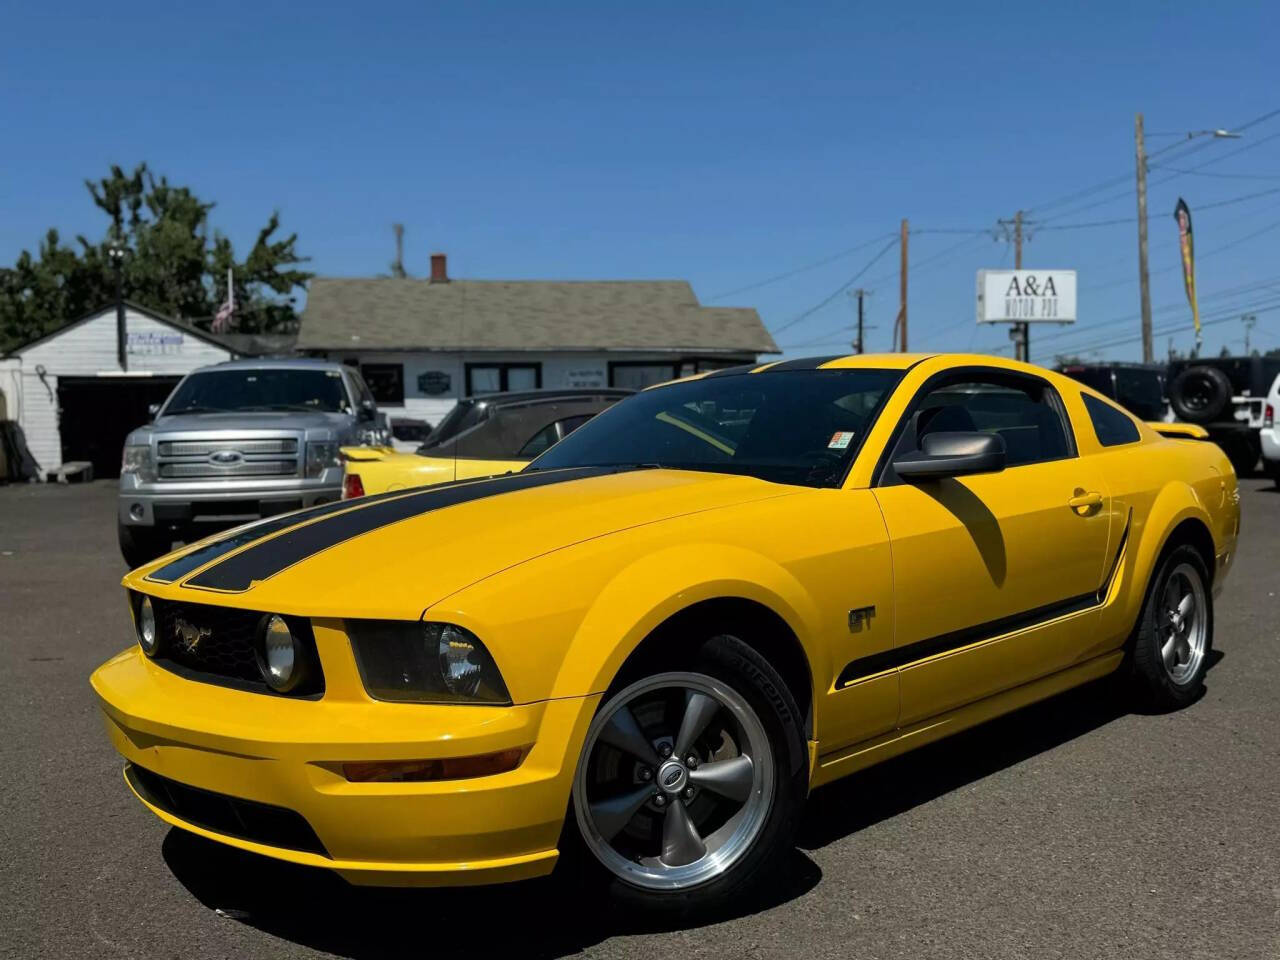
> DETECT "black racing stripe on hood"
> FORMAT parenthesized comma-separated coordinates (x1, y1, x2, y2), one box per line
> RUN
(144, 486, 423, 584)
(183, 466, 627, 593)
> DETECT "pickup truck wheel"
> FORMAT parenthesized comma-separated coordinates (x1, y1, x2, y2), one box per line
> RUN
(1169, 365, 1232, 423)
(118, 523, 172, 569)
(1129, 544, 1213, 710)
(568, 635, 806, 914)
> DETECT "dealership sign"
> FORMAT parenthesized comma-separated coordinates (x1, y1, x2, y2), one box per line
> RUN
(977, 270, 1076, 324)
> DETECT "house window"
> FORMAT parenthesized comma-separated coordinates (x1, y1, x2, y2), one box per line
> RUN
(360, 363, 405, 405)
(465, 363, 541, 396)
(609, 362, 677, 390)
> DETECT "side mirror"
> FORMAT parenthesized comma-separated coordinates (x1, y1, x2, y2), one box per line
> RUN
(894, 431, 1006, 481)
(358, 399, 376, 422)
(147, 403, 161, 419)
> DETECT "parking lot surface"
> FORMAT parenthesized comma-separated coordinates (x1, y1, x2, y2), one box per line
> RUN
(3, 479, 1278, 960)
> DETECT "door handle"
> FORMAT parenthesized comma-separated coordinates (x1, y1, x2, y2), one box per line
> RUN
(1068, 491, 1103, 512)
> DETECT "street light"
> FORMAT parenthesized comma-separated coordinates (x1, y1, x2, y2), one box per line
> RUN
(108, 241, 128, 371)
(1134, 117, 1242, 362)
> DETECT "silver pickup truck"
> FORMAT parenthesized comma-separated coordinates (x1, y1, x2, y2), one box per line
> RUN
(117, 358, 387, 567)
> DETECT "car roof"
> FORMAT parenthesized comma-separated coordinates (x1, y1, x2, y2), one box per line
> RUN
(672, 353, 1070, 382)
(198, 357, 350, 372)
(467, 387, 634, 405)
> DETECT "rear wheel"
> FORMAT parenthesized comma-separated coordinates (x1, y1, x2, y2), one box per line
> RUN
(1129, 544, 1213, 709)
(570, 635, 805, 912)
(118, 522, 173, 569)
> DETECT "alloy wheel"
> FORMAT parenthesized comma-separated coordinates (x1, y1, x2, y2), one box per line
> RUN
(572, 671, 774, 891)
(1158, 562, 1208, 686)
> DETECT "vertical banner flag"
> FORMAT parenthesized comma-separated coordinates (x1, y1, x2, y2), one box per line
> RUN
(1174, 198, 1201, 341)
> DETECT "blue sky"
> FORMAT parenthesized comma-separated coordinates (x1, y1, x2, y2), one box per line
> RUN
(3, 0, 1277, 362)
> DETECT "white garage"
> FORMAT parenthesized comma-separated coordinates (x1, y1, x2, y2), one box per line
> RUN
(2, 303, 236, 479)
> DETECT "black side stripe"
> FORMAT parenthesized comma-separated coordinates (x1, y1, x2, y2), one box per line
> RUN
(184, 466, 626, 593)
(145, 484, 453, 584)
(836, 507, 1132, 689)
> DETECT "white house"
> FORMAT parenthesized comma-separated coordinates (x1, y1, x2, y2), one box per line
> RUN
(2, 303, 237, 478)
(297, 254, 778, 425)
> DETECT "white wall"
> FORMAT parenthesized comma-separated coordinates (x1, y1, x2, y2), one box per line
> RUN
(19, 307, 232, 375)
(11, 307, 234, 472)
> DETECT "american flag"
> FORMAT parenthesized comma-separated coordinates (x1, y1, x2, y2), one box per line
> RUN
(212, 267, 234, 333)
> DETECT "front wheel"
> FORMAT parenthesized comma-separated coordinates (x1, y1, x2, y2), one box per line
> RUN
(1129, 544, 1213, 709)
(570, 635, 805, 912)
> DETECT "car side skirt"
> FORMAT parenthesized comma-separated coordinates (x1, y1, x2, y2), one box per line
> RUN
(811, 649, 1124, 789)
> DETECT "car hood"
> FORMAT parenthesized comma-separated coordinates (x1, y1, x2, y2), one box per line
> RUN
(126, 467, 797, 618)
(148, 410, 350, 434)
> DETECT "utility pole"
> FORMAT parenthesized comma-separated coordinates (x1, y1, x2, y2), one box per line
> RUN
(391, 224, 407, 278)
(850, 289, 870, 353)
(897, 218, 909, 351)
(1135, 112, 1154, 364)
(109, 241, 127, 371)
(996, 210, 1030, 362)
(1243, 314, 1257, 354)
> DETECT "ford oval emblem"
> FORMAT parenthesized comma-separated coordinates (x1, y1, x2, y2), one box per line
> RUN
(209, 449, 244, 465)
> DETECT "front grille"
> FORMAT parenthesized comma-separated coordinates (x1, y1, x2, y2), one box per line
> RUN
(126, 763, 329, 857)
(160, 461, 296, 479)
(154, 436, 301, 481)
(158, 439, 298, 457)
(148, 598, 324, 695)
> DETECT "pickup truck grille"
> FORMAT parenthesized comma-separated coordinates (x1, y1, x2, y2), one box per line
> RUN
(155, 437, 301, 480)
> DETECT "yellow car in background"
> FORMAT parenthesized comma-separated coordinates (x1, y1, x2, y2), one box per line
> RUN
(339, 388, 630, 497)
(92, 354, 1239, 911)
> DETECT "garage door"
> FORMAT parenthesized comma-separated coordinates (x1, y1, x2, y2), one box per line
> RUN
(57, 376, 181, 478)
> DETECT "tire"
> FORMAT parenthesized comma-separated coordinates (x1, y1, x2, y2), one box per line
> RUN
(1267, 460, 1280, 489)
(118, 522, 172, 569)
(568, 634, 806, 913)
(1129, 543, 1213, 710)
(1169, 365, 1232, 423)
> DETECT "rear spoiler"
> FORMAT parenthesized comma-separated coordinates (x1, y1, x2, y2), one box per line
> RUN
(1147, 422, 1210, 440)
(339, 445, 395, 462)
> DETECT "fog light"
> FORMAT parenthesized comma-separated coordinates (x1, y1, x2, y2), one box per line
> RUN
(136, 596, 159, 656)
(129, 503, 145, 521)
(341, 748, 526, 783)
(256, 615, 306, 692)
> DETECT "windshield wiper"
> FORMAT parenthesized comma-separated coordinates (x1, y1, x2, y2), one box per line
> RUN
(166, 405, 226, 415)
(239, 404, 323, 412)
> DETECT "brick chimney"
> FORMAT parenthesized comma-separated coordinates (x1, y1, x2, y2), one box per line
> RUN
(429, 252, 449, 284)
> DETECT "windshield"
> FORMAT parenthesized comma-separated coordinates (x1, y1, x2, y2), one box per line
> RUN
(163, 368, 350, 414)
(529, 369, 902, 487)
(418, 399, 487, 452)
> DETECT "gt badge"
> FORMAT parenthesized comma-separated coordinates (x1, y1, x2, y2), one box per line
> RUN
(848, 606, 876, 633)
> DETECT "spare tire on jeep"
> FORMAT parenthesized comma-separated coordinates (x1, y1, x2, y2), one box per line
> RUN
(1169, 365, 1232, 423)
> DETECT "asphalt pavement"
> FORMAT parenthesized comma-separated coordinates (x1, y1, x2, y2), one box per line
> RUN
(2, 479, 1278, 959)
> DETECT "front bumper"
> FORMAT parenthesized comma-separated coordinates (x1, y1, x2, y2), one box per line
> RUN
(90, 634, 600, 887)
(118, 472, 343, 528)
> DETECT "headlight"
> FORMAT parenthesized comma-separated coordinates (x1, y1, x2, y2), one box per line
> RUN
(255, 614, 311, 693)
(121, 444, 156, 482)
(135, 595, 159, 656)
(347, 620, 511, 704)
(305, 441, 340, 478)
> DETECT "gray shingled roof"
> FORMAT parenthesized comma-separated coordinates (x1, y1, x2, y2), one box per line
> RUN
(297, 277, 778, 354)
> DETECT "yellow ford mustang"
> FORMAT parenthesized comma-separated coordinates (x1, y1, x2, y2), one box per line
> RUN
(91, 353, 1240, 910)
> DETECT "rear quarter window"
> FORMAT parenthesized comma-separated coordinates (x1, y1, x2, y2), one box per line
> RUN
(1082, 393, 1141, 447)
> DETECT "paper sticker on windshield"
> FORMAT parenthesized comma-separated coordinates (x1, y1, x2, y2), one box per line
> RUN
(828, 431, 855, 450)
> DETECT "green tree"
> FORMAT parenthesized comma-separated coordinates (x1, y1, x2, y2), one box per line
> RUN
(0, 163, 312, 351)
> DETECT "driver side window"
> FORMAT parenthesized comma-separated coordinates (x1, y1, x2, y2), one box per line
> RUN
(889, 374, 1072, 474)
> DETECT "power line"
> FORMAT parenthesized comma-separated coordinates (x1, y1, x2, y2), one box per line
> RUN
(767, 238, 898, 337)
(1149, 165, 1280, 181)
(706, 232, 896, 302)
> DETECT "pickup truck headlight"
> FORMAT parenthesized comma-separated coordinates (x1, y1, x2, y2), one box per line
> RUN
(347, 621, 511, 704)
(305, 441, 340, 478)
(121, 444, 156, 482)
